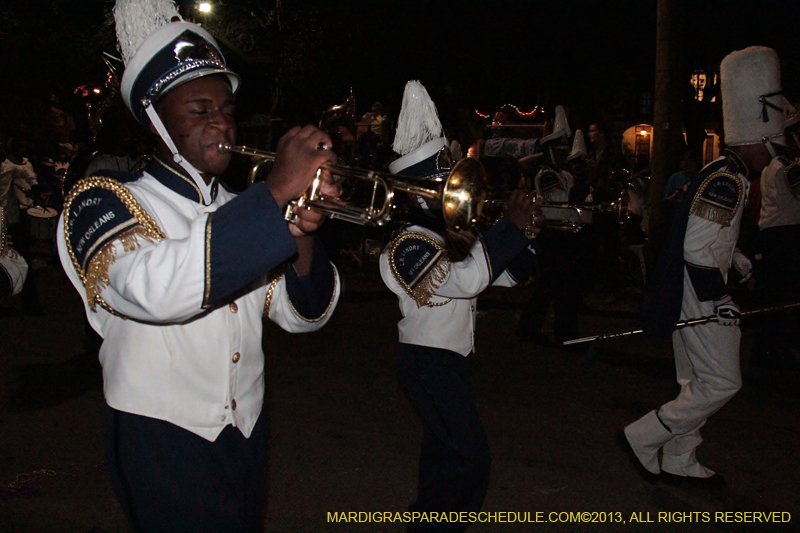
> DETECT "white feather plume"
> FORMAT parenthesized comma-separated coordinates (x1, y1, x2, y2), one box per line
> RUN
(392, 80, 443, 156)
(114, 0, 183, 65)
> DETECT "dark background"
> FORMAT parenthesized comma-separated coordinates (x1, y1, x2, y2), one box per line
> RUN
(0, 0, 797, 140)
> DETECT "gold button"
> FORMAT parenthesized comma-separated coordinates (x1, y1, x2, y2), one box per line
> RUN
(231, 399, 237, 410)
(229, 302, 238, 313)
(471, 305, 475, 312)
(232, 352, 240, 363)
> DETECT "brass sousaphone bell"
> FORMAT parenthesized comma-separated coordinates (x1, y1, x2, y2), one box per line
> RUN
(219, 143, 487, 231)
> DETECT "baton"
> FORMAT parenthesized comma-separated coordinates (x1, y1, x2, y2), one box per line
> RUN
(563, 302, 800, 346)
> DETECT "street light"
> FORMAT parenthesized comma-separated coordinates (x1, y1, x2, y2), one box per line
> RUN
(197, 2, 212, 14)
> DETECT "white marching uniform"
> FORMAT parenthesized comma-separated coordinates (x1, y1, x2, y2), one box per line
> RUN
(0, 207, 28, 297)
(627, 152, 748, 478)
(759, 156, 800, 230)
(380, 223, 534, 356)
(660, 181, 747, 476)
(58, 157, 341, 441)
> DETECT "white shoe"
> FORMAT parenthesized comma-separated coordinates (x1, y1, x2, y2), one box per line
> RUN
(623, 410, 673, 474)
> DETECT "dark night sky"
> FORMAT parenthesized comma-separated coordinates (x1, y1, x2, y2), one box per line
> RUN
(250, 0, 800, 126)
(1, 0, 798, 137)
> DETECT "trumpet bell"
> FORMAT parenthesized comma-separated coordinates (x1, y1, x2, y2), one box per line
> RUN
(441, 157, 487, 230)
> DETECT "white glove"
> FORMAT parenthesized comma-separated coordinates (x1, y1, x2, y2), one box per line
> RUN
(732, 248, 753, 288)
(714, 295, 741, 326)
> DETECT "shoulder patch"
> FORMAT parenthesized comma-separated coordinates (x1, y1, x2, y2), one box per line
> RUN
(689, 170, 744, 227)
(63, 177, 165, 310)
(388, 231, 451, 308)
(783, 161, 800, 199)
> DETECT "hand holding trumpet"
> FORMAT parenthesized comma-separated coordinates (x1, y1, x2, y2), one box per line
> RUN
(265, 125, 342, 236)
(503, 189, 546, 238)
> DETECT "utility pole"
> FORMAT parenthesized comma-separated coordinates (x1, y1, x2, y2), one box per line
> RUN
(648, 0, 686, 256)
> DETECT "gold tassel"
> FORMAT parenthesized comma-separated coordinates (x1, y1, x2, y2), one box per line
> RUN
(409, 258, 451, 308)
(690, 201, 735, 227)
(83, 226, 158, 310)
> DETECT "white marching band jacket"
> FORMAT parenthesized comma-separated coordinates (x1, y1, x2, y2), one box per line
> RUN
(380, 221, 539, 357)
(759, 155, 800, 230)
(0, 207, 28, 297)
(683, 153, 749, 303)
(57, 156, 341, 441)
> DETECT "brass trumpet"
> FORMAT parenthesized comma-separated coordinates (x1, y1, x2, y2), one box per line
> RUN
(538, 202, 594, 233)
(481, 199, 607, 234)
(219, 143, 487, 231)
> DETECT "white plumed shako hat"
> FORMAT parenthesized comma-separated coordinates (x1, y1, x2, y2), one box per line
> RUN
(116, 0, 239, 126)
(389, 80, 452, 180)
(113, 0, 240, 204)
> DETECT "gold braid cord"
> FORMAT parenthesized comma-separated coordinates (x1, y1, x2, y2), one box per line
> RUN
(262, 261, 287, 318)
(287, 266, 339, 322)
(689, 171, 744, 227)
(63, 176, 166, 311)
(0, 206, 7, 257)
(263, 261, 340, 322)
(389, 231, 452, 308)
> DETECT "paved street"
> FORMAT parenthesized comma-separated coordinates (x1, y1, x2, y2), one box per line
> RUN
(1, 255, 798, 532)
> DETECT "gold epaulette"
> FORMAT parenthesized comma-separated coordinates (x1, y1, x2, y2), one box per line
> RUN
(63, 176, 165, 311)
(689, 170, 744, 227)
(388, 231, 452, 308)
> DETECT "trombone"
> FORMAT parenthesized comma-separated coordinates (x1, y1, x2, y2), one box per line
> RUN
(219, 143, 487, 231)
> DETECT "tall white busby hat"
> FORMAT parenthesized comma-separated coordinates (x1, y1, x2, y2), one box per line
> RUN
(567, 129, 587, 162)
(721, 46, 785, 147)
(389, 80, 452, 179)
(113, 0, 240, 204)
(540, 105, 571, 146)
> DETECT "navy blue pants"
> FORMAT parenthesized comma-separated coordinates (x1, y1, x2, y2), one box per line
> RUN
(398, 344, 490, 533)
(104, 406, 266, 532)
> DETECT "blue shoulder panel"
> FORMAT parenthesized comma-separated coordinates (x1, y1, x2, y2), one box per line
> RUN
(388, 230, 451, 308)
(390, 232, 445, 289)
(65, 185, 140, 272)
(689, 170, 743, 227)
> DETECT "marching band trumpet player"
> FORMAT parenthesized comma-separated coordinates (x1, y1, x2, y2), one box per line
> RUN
(56, 0, 342, 529)
(380, 80, 543, 532)
(515, 106, 584, 347)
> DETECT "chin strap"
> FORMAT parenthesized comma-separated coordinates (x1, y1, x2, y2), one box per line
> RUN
(763, 138, 778, 159)
(145, 104, 214, 205)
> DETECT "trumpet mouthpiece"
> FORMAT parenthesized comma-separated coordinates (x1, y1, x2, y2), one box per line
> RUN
(217, 143, 232, 153)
